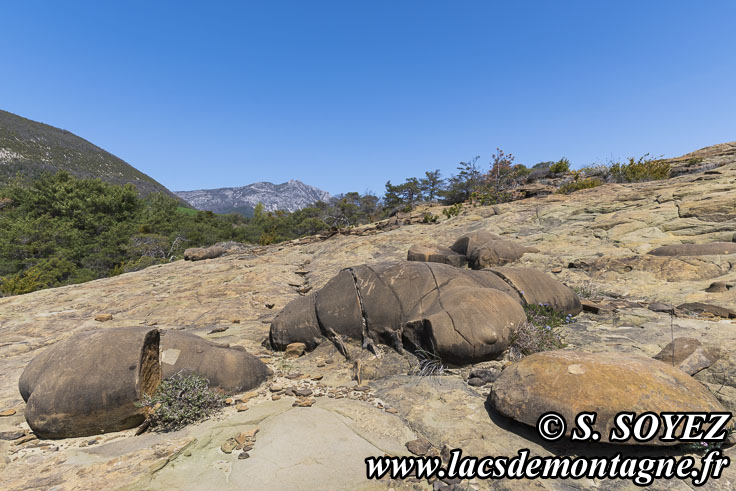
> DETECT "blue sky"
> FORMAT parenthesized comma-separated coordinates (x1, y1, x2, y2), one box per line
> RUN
(2, 1, 735, 195)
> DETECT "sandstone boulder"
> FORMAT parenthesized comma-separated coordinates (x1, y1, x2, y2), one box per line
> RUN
(407, 244, 468, 268)
(159, 331, 271, 394)
(19, 327, 161, 439)
(184, 245, 227, 261)
(270, 262, 580, 365)
(649, 242, 736, 256)
(450, 231, 537, 269)
(490, 351, 727, 445)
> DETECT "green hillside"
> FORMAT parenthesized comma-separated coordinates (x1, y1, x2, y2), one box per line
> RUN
(0, 109, 176, 197)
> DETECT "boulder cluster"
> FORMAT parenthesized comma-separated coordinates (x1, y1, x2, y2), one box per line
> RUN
(271, 232, 580, 364)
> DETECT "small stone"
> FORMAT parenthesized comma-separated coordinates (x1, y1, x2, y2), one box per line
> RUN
(284, 342, 306, 358)
(272, 394, 281, 401)
(469, 368, 501, 383)
(325, 359, 334, 365)
(238, 452, 250, 459)
(353, 386, 370, 392)
(232, 319, 241, 324)
(285, 373, 303, 380)
(294, 388, 313, 397)
(386, 408, 398, 414)
(405, 438, 432, 456)
(317, 362, 326, 368)
(0, 408, 17, 417)
(551, 267, 562, 274)
(225, 398, 234, 405)
(294, 398, 315, 407)
(259, 358, 271, 363)
(236, 404, 249, 412)
(269, 384, 283, 392)
(467, 377, 486, 387)
(94, 313, 113, 322)
(221, 438, 238, 454)
(311, 375, 324, 381)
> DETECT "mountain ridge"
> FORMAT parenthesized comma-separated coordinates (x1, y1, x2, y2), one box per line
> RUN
(175, 179, 331, 215)
(0, 109, 177, 198)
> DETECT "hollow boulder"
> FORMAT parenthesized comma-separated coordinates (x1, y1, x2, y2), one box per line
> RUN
(19, 327, 161, 439)
(490, 350, 728, 445)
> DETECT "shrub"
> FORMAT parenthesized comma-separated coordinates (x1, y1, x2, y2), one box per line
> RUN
(510, 304, 571, 356)
(609, 154, 670, 182)
(549, 158, 570, 174)
(139, 373, 226, 431)
(557, 177, 603, 194)
(421, 212, 438, 223)
(442, 203, 463, 219)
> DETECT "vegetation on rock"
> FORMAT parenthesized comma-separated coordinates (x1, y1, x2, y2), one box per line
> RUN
(139, 373, 226, 431)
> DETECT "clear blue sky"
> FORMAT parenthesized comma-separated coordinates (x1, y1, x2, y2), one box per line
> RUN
(2, 1, 735, 195)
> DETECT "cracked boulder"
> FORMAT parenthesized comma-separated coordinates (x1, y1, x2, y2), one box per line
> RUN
(270, 261, 581, 365)
(649, 242, 736, 256)
(490, 350, 728, 446)
(159, 331, 272, 394)
(18, 327, 161, 439)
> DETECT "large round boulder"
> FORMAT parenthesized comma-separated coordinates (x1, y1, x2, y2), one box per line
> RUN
(160, 331, 272, 394)
(490, 350, 728, 445)
(19, 327, 161, 439)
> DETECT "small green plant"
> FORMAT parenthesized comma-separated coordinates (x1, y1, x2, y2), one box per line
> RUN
(139, 373, 226, 431)
(557, 177, 603, 194)
(609, 154, 670, 182)
(422, 212, 438, 223)
(510, 304, 571, 356)
(442, 203, 463, 219)
(549, 158, 571, 174)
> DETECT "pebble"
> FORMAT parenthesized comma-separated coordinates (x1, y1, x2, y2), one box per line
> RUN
(405, 438, 432, 456)
(294, 388, 313, 397)
(0, 408, 17, 417)
(221, 438, 238, 454)
(467, 377, 486, 387)
(94, 313, 113, 322)
(236, 404, 249, 412)
(269, 384, 283, 392)
(272, 394, 281, 401)
(238, 452, 250, 459)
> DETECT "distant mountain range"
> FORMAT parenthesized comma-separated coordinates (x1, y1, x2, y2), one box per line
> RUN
(0, 109, 177, 198)
(175, 180, 331, 216)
